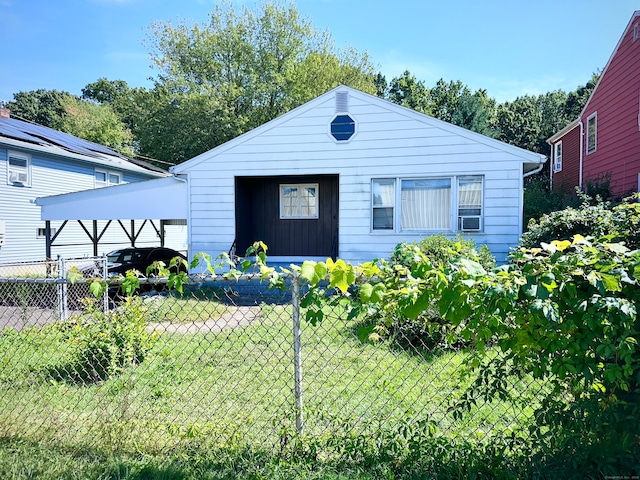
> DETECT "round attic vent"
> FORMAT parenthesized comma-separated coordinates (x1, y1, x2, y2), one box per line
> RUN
(330, 114, 355, 141)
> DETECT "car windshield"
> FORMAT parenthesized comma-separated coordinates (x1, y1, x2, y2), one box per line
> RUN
(107, 250, 147, 264)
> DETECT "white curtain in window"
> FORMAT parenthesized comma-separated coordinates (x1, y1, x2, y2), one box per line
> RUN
(458, 177, 482, 214)
(401, 179, 451, 230)
(372, 180, 395, 206)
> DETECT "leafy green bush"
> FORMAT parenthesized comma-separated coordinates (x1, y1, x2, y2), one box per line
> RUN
(296, 227, 640, 472)
(379, 235, 494, 350)
(520, 195, 615, 248)
(521, 193, 640, 251)
(61, 297, 158, 381)
(391, 234, 495, 270)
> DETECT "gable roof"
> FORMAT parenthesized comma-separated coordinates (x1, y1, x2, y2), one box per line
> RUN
(171, 85, 546, 175)
(554, 10, 640, 135)
(0, 115, 167, 177)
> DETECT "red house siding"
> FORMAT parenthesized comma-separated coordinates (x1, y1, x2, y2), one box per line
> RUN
(552, 126, 581, 195)
(582, 16, 640, 197)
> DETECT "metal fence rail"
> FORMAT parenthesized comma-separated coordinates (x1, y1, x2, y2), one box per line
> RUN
(0, 261, 543, 459)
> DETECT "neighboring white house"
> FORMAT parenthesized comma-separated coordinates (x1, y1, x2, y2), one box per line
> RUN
(0, 107, 178, 263)
(37, 86, 546, 265)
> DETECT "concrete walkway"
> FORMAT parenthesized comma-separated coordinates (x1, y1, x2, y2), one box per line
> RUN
(147, 306, 262, 334)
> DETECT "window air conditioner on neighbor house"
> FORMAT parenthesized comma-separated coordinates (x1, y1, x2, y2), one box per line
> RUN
(458, 216, 482, 232)
(9, 171, 28, 184)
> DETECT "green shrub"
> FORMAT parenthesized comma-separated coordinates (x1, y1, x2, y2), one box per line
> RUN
(520, 194, 615, 248)
(356, 235, 495, 352)
(520, 193, 640, 250)
(391, 234, 495, 270)
(61, 297, 158, 381)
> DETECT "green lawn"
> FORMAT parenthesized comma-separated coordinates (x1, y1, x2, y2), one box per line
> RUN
(0, 296, 565, 479)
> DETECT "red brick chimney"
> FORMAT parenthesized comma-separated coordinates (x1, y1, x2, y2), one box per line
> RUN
(0, 103, 9, 119)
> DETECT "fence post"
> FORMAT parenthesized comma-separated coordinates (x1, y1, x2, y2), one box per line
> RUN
(292, 275, 304, 435)
(102, 254, 109, 312)
(57, 256, 68, 321)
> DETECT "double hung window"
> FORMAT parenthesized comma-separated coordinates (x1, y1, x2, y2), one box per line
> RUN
(372, 175, 483, 232)
(587, 112, 597, 154)
(553, 142, 562, 172)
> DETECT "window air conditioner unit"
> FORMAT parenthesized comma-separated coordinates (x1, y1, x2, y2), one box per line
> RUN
(459, 216, 481, 232)
(9, 171, 28, 184)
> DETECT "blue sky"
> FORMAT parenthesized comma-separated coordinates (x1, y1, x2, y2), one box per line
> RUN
(1, 0, 638, 104)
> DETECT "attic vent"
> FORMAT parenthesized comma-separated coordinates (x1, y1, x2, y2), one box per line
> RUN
(335, 91, 349, 113)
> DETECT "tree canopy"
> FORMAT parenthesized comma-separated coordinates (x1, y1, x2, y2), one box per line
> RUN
(136, 0, 377, 162)
(5, 0, 598, 172)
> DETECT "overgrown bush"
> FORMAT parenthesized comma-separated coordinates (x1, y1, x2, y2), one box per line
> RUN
(294, 231, 640, 473)
(391, 234, 495, 271)
(377, 235, 495, 350)
(521, 193, 640, 250)
(60, 297, 158, 381)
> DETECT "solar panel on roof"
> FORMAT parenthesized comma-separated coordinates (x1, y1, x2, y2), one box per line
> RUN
(0, 119, 47, 145)
(0, 117, 127, 160)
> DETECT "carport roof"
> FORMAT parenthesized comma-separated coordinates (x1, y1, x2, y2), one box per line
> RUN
(35, 176, 188, 221)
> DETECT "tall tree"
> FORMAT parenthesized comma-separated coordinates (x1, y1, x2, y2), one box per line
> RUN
(564, 72, 599, 119)
(427, 79, 471, 124)
(142, 0, 376, 162)
(7, 89, 74, 127)
(387, 71, 430, 113)
(451, 91, 497, 137)
(54, 96, 134, 155)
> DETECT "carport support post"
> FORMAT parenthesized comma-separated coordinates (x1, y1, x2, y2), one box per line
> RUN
(292, 276, 304, 435)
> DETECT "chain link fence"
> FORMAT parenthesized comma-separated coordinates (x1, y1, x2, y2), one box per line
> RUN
(0, 258, 545, 459)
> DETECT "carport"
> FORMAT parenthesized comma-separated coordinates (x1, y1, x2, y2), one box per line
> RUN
(35, 176, 189, 258)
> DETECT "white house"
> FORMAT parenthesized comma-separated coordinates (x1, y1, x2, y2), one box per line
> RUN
(37, 86, 546, 265)
(0, 107, 180, 263)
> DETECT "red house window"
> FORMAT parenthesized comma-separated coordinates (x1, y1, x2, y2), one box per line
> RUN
(587, 112, 597, 154)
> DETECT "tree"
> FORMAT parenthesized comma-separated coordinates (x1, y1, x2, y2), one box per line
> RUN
(564, 72, 599, 119)
(427, 79, 471, 123)
(387, 71, 430, 113)
(451, 90, 497, 137)
(142, 0, 376, 162)
(373, 72, 388, 98)
(7, 89, 75, 127)
(54, 96, 134, 155)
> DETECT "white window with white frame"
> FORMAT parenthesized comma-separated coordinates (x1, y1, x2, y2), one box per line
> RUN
(587, 112, 597, 154)
(553, 141, 562, 172)
(372, 175, 483, 233)
(7, 151, 31, 186)
(95, 169, 122, 188)
(280, 183, 319, 219)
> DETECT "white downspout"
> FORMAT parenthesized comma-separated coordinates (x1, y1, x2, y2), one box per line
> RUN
(578, 120, 584, 190)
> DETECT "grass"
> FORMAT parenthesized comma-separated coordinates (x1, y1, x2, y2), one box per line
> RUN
(0, 295, 586, 479)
